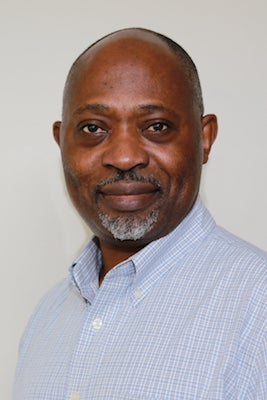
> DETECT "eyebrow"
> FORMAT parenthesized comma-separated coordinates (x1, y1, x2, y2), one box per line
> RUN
(74, 104, 111, 115)
(73, 103, 178, 117)
(137, 104, 176, 115)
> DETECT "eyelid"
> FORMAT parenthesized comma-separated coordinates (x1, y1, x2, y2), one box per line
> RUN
(143, 116, 171, 125)
(78, 120, 109, 134)
(143, 119, 172, 132)
(82, 124, 105, 134)
(146, 122, 169, 131)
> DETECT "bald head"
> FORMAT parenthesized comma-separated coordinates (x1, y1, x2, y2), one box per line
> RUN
(62, 28, 204, 117)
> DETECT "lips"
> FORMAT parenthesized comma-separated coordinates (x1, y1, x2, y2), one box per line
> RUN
(97, 181, 161, 212)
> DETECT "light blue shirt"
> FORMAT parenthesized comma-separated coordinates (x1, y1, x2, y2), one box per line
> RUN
(14, 198, 267, 399)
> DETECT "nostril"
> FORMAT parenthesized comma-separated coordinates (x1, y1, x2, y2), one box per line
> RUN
(102, 142, 149, 171)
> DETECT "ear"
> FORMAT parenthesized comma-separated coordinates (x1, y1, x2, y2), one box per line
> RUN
(201, 114, 218, 164)
(53, 121, 62, 146)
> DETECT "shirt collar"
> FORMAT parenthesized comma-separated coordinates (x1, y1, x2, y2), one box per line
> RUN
(70, 197, 216, 302)
(130, 196, 216, 298)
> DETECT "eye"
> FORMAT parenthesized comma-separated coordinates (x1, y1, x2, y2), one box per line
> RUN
(81, 124, 106, 135)
(142, 120, 174, 143)
(146, 122, 169, 133)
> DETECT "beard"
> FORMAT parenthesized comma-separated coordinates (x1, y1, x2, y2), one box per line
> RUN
(96, 169, 162, 241)
(98, 209, 160, 241)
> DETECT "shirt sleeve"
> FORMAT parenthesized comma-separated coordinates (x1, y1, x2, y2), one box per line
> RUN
(248, 332, 267, 399)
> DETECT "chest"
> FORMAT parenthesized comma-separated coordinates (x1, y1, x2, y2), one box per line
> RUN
(16, 279, 241, 399)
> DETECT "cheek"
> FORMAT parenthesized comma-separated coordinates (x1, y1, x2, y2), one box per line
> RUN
(157, 145, 202, 195)
(61, 151, 94, 206)
(62, 143, 99, 183)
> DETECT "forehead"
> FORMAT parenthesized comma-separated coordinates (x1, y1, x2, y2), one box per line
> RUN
(77, 30, 183, 73)
(64, 32, 193, 113)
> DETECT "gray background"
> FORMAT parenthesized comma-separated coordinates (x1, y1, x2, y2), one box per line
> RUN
(1, 0, 266, 397)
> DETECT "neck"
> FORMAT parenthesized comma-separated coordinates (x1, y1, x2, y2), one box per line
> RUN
(98, 239, 144, 284)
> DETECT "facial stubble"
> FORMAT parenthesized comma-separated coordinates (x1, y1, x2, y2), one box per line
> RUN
(96, 171, 162, 241)
(99, 208, 160, 241)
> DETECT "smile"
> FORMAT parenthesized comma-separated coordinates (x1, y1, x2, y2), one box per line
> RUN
(97, 181, 161, 212)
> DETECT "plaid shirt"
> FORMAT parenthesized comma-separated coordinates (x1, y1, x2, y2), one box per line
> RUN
(14, 197, 267, 399)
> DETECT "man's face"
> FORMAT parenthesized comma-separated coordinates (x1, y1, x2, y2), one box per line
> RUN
(54, 32, 217, 249)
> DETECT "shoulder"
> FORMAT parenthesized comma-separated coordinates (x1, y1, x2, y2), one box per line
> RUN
(176, 222, 267, 317)
(18, 277, 75, 350)
(210, 225, 267, 271)
(32, 277, 73, 316)
(201, 225, 266, 319)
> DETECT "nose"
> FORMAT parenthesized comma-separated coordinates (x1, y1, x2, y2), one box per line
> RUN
(101, 127, 149, 172)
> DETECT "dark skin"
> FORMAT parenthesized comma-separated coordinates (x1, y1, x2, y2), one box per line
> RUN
(53, 30, 218, 284)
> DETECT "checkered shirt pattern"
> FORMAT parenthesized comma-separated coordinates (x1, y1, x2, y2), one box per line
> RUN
(13, 197, 267, 399)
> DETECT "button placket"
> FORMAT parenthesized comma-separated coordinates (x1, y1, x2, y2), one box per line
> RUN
(67, 269, 133, 396)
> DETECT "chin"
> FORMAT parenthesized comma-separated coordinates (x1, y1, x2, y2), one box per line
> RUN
(99, 209, 160, 241)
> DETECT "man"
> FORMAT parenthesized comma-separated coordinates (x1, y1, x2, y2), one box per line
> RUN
(14, 28, 266, 399)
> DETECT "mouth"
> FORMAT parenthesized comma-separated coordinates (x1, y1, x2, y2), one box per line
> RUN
(97, 181, 161, 212)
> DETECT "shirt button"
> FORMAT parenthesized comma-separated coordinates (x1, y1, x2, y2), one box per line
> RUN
(70, 393, 80, 400)
(134, 289, 142, 299)
(92, 317, 103, 330)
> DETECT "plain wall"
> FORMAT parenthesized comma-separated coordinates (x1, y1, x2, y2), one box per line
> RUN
(1, 0, 266, 397)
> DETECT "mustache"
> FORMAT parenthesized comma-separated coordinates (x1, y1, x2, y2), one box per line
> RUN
(96, 170, 162, 191)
